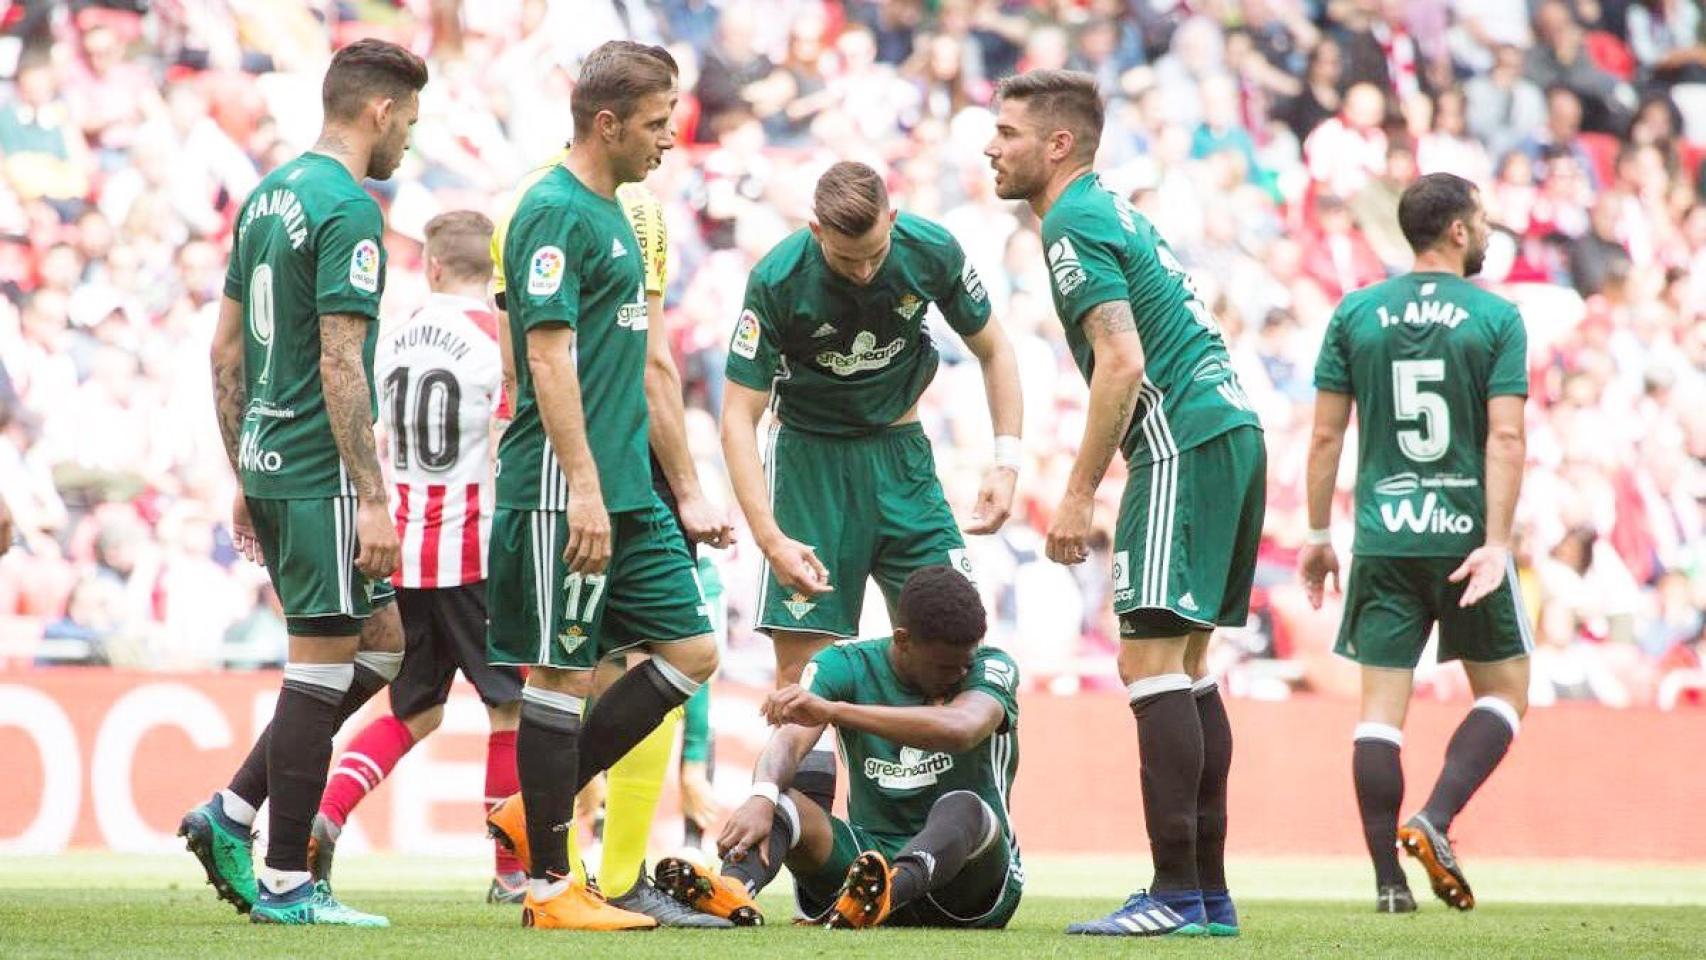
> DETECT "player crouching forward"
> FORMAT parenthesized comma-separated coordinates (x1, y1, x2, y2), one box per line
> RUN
(656, 566, 1023, 930)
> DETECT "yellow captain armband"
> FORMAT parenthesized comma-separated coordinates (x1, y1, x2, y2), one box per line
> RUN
(617, 182, 669, 296)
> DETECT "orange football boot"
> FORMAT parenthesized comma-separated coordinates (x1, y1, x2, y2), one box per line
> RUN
(521, 879, 657, 931)
(485, 794, 530, 874)
(825, 851, 895, 929)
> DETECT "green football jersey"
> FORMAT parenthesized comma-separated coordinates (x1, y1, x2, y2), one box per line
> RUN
(497, 166, 651, 512)
(1040, 172, 1260, 466)
(1314, 272, 1528, 557)
(222, 152, 387, 499)
(725, 213, 991, 436)
(804, 637, 1020, 853)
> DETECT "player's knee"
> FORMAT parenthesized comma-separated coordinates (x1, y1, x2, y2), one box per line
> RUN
(655, 633, 718, 685)
(529, 666, 593, 698)
(488, 699, 521, 731)
(931, 789, 989, 825)
(403, 705, 444, 739)
(359, 605, 404, 654)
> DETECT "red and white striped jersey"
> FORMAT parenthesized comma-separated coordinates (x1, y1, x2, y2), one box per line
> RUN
(377, 292, 503, 588)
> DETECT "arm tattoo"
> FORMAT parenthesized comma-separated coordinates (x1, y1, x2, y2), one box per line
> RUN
(320, 313, 385, 501)
(212, 359, 246, 473)
(1083, 300, 1137, 341)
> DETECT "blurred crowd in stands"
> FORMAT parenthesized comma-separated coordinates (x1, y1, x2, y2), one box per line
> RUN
(0, 0, 1701, 707)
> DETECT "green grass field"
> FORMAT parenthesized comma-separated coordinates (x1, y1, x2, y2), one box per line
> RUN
(2, 853, 1703, 958)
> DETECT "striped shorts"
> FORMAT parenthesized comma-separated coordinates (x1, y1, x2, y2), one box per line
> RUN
(1111, 425, 1267, 639)
(246, 495, 397, 635)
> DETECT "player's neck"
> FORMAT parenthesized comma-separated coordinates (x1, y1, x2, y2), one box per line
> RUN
(562, 146, 620, 199)
(1029, 162, 1094, 219)
(1410, 249, 1465, 276)
(429, 281, 487, 304)
(310, 125, 371, 183)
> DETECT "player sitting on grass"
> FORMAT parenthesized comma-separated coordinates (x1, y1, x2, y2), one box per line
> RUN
(654, 565, 1024, 930)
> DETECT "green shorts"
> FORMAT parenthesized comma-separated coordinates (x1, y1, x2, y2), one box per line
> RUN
(485, 495, 713, 669)
(1334, 554, 1534, 669)
(246, 495, 396, 636)
(1113, 425, 1266, 639)
(758, 422, 970, 638)
(795, 816, 1023, 929)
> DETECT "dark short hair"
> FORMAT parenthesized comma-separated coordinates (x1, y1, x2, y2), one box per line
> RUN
(322, 38, 429, 122)
(994, 69, 1104, 160)
(572, 40, 679, 140)
(814, 161, 888, 236)
(897, 566, 986, 645)
(1398, 173, 1478, 253)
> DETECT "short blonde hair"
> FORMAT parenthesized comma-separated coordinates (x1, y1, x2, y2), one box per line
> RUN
(813, 161, 888, 237)
(423, 210, 494, 283)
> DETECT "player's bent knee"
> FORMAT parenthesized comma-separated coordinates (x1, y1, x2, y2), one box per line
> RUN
(358, 605, 404, 653)
(653, 632, 718, 685)
(1115, 634, 1190, 685)
(403, 705, 444, 740)
(771, 631, 835, 686)
(527, 665, 593, 698)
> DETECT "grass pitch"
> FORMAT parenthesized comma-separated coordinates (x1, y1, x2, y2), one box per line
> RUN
(2, 853, 1702, 959)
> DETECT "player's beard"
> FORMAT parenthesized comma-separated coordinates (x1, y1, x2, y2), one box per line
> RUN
(993, 155, 1043, 201)
(1464, 235, 1487, 277)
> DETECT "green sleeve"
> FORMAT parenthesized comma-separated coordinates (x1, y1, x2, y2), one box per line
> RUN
(315, 197, 386, 319)
(724, 275, 782, 391)
(510, 207, 581, 331)
(963, 648, 1019, 734)
(223, 221, 245, 302)
(680, 683, 711, 763)
(1489, 306, 1529, 397)
(801, 646, 854, 702)
(937, 237, 991, 337)
(1043, 212, 1129, 328)
(1313, 305, 1352, 393)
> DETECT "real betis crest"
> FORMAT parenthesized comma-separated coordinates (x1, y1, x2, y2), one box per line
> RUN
(784, 592, 816, 620)
(895, 293, 923, 320)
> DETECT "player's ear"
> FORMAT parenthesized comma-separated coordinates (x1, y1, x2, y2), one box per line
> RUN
(892, 626, 911, 649)
(596, 108, 621, 143)
(372, 95, 395, 132)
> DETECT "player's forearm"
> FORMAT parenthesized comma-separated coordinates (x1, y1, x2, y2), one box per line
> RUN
(1066, 360, 1141, 498)
(319, 314, 385, 502)
(752, 723, 816, 790)
(644, 344, 703, 500)
(210, 299, 247, 475)
(826, 700, 994, 755)
(720, 399, 783, 548)
(530, 350, 602, 497)
(1305, 431, 1345, 531)
(1483, 426, 1525, 547)
(970, 326, 1024, 441)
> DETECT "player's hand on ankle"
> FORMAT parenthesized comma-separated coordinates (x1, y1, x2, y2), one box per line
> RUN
(719, 797, 777, 865)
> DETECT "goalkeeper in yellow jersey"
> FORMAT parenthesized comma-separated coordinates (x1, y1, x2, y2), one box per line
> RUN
(485, 148, 734, 927)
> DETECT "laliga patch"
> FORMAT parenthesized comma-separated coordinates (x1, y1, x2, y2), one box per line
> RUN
(528, 245, 565, 297)
(349, 239, 380, 293)
(1112, 550, 1131, 591)
(731, 309, 761, 360)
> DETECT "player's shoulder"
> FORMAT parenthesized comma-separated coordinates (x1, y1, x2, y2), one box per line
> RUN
(891, 211, 961, 256)
(970, 645, 1020, 688)
(1040, 172, 1120, 239)
(749, 227, 815, 288)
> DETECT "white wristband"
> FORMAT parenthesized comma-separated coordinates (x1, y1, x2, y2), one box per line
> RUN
(1306, 528, 1332, 546)
(749, 781, 779, 805)
(992, 435, 1022, 470)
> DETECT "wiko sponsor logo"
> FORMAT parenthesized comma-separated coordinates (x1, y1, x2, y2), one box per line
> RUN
(237, 432, 283, 473)
(1379, 492, 1474, 535)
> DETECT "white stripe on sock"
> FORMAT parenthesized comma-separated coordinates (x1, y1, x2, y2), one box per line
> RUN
(522, 685, 586, 715)
(1353, 722, 1404, 747)
(1126, 673, 1192, 702)
(354, 649, 403, 682)
(1472, 696, 1521, 737)
(283, 661, 354, 693)
(651, 656, 702, 697)
(1192, 675, 1218, 696)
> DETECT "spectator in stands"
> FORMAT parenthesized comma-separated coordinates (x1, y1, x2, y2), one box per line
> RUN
(1466, 42, 1548, 160)
(693, 2, 774, 142)
(0, 59, 92, 221)
(1527, 0, 1635, 133)
(1277, 37, 1344, 142)
(1418, 88, 1494, 186)
(1304, 81, 1389, 199)
(1351, 140, 1420, 270)
(1569, 193, 1634, 295)
(1522, 86, 1603, 188)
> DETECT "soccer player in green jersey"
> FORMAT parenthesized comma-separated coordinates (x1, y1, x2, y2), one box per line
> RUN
(484, 41, 720, 932)
(987, 70, 1266, 937)
(178, 39, 428, 927)
(654, 566, 1023, 929)
(1301, 173, 1531, 915)
(720, 160, 1023, 815)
